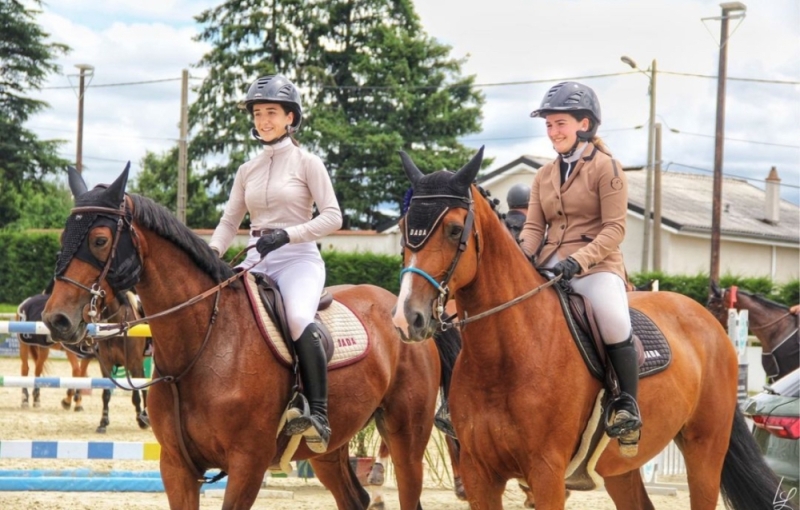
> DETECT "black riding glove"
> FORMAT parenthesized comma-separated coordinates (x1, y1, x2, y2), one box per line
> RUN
(552, 257, 582, 281)
(256, 229, 290, 257)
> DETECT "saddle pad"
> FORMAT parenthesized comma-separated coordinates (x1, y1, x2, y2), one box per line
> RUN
(554, 286, 671, 380)
(244, 273, 370, 369)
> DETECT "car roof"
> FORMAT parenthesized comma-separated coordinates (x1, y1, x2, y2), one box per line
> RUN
(768, 368, 800, 398)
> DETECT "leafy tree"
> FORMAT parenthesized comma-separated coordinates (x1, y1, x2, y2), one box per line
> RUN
(190, 0, 487, 229)
(2, 180, 72, 230)
(0, 0, 70, 228)
(129, 149, 221, 228)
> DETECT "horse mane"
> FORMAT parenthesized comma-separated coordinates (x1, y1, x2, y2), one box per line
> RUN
(129, 194, 236, 283)
(737, 288, 789, 311)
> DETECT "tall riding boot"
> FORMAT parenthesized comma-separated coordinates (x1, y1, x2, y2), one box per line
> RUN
(606, 335, 642, 457)
(284, 323, 331, 454)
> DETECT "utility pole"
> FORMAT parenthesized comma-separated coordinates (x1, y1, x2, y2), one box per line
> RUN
(621, 56, 656, 272)
(653, 123, 663, 272)
(177, 69, 189, 225)
(708, 2, 746, 288)
(75, 64, 94, 175)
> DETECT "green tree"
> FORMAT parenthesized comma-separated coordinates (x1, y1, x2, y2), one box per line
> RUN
(0, 0, 70, 228)
(189, 0, 487, 229)
(3, 180, 72, 230)
(129, 149, 220, 228)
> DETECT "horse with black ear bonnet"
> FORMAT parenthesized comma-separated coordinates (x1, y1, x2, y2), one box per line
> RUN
(43, 164, 458, 510)
(393, 147, 787, 510)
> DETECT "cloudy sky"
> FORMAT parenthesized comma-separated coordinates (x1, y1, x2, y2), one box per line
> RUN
(26, 0, 800, 205)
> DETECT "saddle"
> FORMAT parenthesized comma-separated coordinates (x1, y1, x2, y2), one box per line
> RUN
(250, 271, 334, 361)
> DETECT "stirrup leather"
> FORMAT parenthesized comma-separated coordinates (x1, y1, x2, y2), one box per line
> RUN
(434, 402, 457, 439)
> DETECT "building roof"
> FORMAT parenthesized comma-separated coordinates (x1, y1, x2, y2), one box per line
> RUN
(478, 155, 551, 183)
(624, 169, 799, 244)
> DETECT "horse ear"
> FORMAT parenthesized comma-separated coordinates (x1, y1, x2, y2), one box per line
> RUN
(710, 280, 721, 298)
(453, 146, 485, 191)
(104, 161, 130, 204)
(399, 151, 424, 187)
(67, 166, 88, 198)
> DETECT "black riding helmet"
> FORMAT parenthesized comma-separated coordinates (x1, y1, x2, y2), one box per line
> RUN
(241, 74, 303, 130)
(530, 81, 601, 141)
(506, 183, 530, 209)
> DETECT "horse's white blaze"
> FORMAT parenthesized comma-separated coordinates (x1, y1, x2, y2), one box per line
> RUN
(392, 255, 416, 336)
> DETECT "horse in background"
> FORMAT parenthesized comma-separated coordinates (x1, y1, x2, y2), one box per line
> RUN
(393, 147, 785, 510)
(708, 282, 799, 383)
(17, 291, 149, 432)
(16, 294, 89, 409)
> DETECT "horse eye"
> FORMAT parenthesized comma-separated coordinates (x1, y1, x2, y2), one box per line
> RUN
(94, 238, 108, 248)
(447, 225, 463, 239)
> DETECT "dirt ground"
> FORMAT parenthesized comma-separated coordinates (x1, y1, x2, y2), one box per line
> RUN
(0, 356, 724, 509)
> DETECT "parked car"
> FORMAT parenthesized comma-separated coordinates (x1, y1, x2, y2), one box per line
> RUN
(742, 367, 800, 506)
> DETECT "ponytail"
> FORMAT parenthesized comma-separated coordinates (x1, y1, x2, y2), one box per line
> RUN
(591, 136, 611, 156)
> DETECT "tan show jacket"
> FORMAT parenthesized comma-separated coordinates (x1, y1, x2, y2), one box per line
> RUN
(519, 143, 628, 281)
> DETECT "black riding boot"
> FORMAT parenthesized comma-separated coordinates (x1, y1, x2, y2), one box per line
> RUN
(284, 323, 331, 454)
(606, 335, 642, 457)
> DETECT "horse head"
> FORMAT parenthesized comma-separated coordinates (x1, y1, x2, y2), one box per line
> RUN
(392, 147, 488, 341)
(43, 164, 143, 344)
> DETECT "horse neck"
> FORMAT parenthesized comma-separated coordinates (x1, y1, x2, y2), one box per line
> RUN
(455, 205, 565, 365)
(133, 229, 237, 371)
(738, 294, 797, 348)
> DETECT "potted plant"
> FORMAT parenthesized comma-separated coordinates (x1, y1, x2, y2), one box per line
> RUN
(349, 419, 377, 485)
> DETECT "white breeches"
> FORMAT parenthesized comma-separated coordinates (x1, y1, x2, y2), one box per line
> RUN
(238, 239, 325, 340)
(543, 254, 632, 345)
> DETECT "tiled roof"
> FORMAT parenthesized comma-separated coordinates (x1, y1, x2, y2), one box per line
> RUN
(625, 169, 799, 243)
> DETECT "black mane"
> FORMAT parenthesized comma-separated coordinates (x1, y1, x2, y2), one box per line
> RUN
(129, 194, 236, 282)
(738, 288, 790, 311)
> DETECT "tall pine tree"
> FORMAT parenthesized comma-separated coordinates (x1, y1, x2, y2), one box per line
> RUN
(0, 0, 70, 228)
(190, 0, 486, 229)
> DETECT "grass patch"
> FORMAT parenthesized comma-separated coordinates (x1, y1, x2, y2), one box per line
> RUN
(0, 303, 18, 314)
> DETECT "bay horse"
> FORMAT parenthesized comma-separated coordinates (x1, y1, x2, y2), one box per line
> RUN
(392, 147, 786, 510)
(43, 165, 454, 510)
(708, 283, 799, 383)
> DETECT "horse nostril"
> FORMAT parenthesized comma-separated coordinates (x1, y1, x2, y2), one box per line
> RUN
(412, 312, 425, 331)
(48, 313, 73, 334)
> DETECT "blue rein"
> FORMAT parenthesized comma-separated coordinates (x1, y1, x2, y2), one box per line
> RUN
(399, 267, 447, 295)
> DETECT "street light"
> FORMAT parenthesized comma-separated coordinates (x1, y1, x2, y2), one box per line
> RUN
(74, 63, 94, 175)
(703, 1, 746, 289)
(621, 55, 657, 272)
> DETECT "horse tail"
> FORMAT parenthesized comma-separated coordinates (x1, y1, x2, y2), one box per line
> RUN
(432, 324, 461, 400)
(720, 406, 787, 510)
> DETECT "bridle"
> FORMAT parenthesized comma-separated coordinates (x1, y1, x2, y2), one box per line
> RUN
(400, 189, 559, 331)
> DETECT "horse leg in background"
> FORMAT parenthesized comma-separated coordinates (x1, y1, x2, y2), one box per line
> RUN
(62, 348, 84, 412)
(128, 337, 150, 429)
(603, 469, 655, 510)
(32, 345, 50, 408)
(444, 435, 467, 501)
(19, 342, 31, 408)
(97, 388, 112, 434)
(367, 440, 390, 510)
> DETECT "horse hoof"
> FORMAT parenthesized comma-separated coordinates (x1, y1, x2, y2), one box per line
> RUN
(367, 498, 385, 510)
(454, 477, 467, 501)
(137, 418, 150, 430)
(33, 401, 41, 408)
(96, 426, 107, 434)
(74, 405, 84, 412)
(367, 462, 385, 486)
(21, 401, 29, 409)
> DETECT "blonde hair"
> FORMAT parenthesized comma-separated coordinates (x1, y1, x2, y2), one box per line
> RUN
(591, 136, 611, 156)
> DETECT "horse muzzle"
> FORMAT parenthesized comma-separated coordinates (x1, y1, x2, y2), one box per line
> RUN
(42, 311, 86, 345)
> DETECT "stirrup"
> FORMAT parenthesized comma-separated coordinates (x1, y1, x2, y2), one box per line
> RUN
(604, 393, 642, 438)
(434, 402, 457, 439)
(283, 393, 311, 435)
(300, 415, 331, 454)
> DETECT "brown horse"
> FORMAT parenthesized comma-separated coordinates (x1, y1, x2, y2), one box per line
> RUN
(708, 283, 799, 383)
(43, 166, 453, 510)
(392, 148, 786, 510)
(16, 293, 89, 410)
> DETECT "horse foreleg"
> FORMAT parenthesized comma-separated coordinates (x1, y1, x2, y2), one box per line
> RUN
(159, 453, 202, 510)
(459, 451, 506, 510)
(311, 446, 371, 509)
(367, 440, 390, 510)
(445, 435, 467, 501)
(62, 389, 74, 410)
(132, 390, 149, 429)
(33, 346, 47, 408)
(20, 344, 30, 408)
(96, 389, 112, 433)
(138, 389, 150, 428)
(603, 470, 655, 510)
(21, 387, 29, 408)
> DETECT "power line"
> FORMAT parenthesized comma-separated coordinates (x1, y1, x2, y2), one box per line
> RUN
(41, 77, 189, 90)
(58, 153, 133, 164)
(29, 125, 178, 143)
(670, 130, 800, 149)
(667, 161, 800, 189)
(658, 70, 799, 85)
